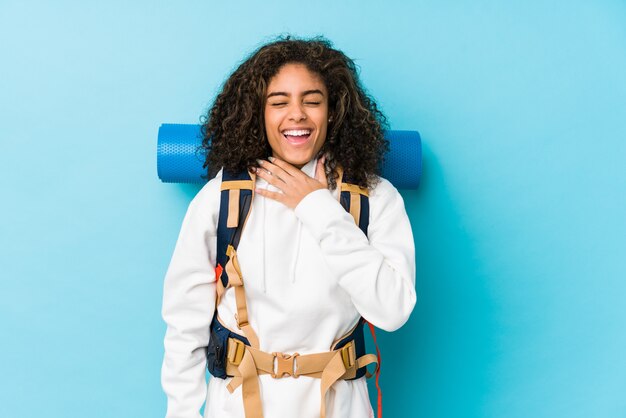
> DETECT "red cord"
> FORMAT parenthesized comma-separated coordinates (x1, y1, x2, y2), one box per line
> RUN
(214, 263, 223, 281)
(367, 321, 382, 418)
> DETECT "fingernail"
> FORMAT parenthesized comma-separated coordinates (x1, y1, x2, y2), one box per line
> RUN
(256, 159, 263, 165)
(268, 156, 275, 162)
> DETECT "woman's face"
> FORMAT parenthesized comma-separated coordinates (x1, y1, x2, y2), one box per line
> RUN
(264, 63, 329, 168)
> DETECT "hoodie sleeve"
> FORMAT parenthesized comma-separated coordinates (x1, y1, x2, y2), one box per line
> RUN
(161, 179, 220, 418)
(293, 178, 416, 331)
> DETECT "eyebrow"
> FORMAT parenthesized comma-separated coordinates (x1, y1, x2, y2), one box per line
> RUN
(266, 89, 325, 99)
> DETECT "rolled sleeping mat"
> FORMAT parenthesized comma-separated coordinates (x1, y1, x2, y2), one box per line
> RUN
(157, 123, 422, 189)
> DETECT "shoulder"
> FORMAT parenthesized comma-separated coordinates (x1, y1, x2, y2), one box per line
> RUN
(368, 176, 397, 199)
(367, 176, 407, 222)
(186, 169, 224, 221)
(194, 169, 223, 201)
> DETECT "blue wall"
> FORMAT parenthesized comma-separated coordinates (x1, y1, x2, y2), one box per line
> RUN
(1, 1, 625, 417)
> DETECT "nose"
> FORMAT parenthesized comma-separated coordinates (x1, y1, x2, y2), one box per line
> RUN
(288, 103, 307, 122)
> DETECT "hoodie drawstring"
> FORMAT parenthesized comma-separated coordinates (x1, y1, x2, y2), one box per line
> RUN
(290, 221, 302, 283)
(260, 180, 267, 293)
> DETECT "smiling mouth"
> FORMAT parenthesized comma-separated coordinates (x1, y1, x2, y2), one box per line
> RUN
(282, 129, 312, 145)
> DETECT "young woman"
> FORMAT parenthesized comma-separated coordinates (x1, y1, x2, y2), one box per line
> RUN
(161, 36, 416, 418)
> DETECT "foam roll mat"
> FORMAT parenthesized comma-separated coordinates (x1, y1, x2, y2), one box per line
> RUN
(157, 123, 422, 189)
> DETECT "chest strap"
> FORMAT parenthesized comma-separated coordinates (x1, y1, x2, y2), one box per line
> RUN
(225, 337, 378, 418)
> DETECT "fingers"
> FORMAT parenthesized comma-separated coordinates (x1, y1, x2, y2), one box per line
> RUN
(256, 156, 312, 186)
(255, 160, 291, 185)
(254, 156, 327, 209)
(254, 187, 285, 203)
(266, 157, 301, 177)
(254, 162, 287, 186)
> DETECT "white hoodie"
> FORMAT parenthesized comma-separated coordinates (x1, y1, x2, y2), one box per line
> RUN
(161, 158, 416, 418)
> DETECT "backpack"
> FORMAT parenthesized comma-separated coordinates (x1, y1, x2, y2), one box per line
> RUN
(206, 168, 381, 418)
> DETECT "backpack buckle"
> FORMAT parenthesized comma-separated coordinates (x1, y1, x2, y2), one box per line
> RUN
(271, 352, 300, 378)
(340, 341, 356, 369)
(234, 313, 250, 330)
(227, 338, 246, 366)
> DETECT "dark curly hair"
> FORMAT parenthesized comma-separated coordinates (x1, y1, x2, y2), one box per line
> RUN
(200, 35, 389, 189)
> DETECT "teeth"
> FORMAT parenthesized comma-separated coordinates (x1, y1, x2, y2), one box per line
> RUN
(282, 129, 311, 136)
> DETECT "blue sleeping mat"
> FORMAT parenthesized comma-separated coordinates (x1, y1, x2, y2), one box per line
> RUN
(157, 123, 422, 189)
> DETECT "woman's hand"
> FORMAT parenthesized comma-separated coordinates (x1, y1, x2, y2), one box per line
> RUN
(254, 156, 328, 209)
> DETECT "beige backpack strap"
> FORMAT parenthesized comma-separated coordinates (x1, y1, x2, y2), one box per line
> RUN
(224, 244, 260, 349)
(335, 166, 369, 226)
(220, 178, 255, 228)
(217, 173, 260, 349)
(222, 335, 379, 418)
(319, 350, 347, 418)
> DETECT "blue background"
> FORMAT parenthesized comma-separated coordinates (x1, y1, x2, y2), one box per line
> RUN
(1, 1, 625, 417)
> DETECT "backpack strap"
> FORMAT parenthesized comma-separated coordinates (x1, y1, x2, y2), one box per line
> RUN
(215, 169, 259, 349)
(337, 168, 370, 236)
(336, 168, 383, 416)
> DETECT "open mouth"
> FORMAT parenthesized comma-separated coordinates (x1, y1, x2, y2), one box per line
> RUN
(282, 129, 312, 145)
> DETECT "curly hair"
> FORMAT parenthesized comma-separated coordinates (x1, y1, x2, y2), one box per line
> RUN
(200, 35, 389, 189)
